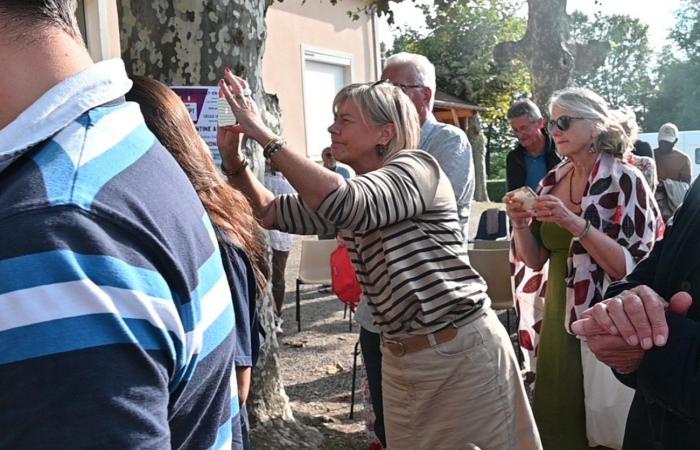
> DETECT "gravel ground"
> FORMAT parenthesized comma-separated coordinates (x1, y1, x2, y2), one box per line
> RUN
(276, 202, 511, 449)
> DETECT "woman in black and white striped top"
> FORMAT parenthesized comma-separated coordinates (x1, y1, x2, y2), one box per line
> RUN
(218, 71, 541, 450)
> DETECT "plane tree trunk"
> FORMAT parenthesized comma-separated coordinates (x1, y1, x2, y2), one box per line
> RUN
(117, 1, 324, 448)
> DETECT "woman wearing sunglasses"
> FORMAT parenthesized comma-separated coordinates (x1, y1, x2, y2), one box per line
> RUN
(218, 71, 541, 450)
(505, 87, 664, 449)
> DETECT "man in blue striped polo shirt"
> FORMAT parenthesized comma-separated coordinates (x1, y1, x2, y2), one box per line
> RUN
(0, 2, 241, 448)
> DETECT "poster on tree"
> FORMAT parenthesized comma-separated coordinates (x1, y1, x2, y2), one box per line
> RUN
(170, 86, 222, 165)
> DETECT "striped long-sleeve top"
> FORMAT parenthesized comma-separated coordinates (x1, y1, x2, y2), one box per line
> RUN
(0, 60, 239, 449)
(275, 150, 488, 337)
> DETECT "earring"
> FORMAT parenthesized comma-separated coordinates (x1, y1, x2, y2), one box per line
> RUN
(589, 142, 597, 153)
(376, 143, 387, 157)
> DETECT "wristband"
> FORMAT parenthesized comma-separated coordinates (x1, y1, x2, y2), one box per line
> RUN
(263, 137, 286, 159)
(577, 219, 592, 241)
(261, 136, 278, 152)
(221, 156, 248, 177)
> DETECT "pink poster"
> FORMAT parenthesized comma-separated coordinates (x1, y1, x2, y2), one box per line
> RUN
(171, 86, 222, 164)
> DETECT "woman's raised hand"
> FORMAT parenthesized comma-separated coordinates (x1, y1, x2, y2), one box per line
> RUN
(216, 108, 243, 171)
(219, 68, 274, 144)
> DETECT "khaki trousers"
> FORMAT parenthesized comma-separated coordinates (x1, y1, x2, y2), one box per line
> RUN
(381, 309, 542, 450)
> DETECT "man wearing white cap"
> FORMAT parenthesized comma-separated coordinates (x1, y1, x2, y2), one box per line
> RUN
(655, 123, 691, 184)
(654, 123, 691, 220)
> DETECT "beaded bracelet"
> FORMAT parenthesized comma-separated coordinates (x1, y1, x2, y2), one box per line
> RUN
(263, 137, 286, 159)
(262, 137, 279, 152)
(221, 156, 248, 177)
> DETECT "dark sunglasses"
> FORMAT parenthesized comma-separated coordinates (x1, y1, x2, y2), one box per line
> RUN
(547, 116, 587, 132)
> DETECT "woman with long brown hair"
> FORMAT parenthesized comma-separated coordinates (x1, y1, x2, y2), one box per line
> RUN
(125, 75, 269, 450)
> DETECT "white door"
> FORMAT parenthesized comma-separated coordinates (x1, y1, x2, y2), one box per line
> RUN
(302, 49, 352, 161)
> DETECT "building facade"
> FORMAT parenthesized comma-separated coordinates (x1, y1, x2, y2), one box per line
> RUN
(79, 0, 379, 164)
(262, 0, 381, 160)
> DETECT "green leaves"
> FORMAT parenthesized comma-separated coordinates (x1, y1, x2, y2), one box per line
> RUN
(387, 0, 529, 178)
(671, 0, 700, 59)
(643, 0, 700, 130)
(570, 12, 654, 123)
(389, 0, 529, 119)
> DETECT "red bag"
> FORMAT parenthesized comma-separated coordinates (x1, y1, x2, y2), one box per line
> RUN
(330, 243, 362, 310)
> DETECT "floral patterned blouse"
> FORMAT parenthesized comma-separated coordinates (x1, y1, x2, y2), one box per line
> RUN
(511, 152, 665, 370)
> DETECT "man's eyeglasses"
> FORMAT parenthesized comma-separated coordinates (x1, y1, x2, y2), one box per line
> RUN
(392, 82, 424, 92)
(510, 123, 538, 137)
(370, 79, 390, 88)
(547, 116, 587, 132)
(370, 79, 425, 92)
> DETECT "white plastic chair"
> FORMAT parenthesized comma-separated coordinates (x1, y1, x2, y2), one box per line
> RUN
(295, 239, 336, 332)
(468, 246, 518, 339)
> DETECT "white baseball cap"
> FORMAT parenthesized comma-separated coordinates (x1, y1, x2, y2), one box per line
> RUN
(658, 123, 679, 143)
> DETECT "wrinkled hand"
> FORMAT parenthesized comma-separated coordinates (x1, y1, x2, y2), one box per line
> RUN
(503, 192, 531, 229)
(532, 195, 578, 230)
(586, 333, 646, 374)
(219, 69, 272, 144)
(572, 287, 693, 350)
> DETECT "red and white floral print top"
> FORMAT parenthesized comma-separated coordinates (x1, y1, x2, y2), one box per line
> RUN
(512, 152, 665, 369)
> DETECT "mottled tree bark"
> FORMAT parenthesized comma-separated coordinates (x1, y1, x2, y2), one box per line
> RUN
(466, 114, 489, 201)
(117, 2, 323, 448)
(494, 0, 609, 110)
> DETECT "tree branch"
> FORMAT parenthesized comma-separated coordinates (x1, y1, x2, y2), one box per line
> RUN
(571, 40, 611, 74)
(494, 37, 531, 66)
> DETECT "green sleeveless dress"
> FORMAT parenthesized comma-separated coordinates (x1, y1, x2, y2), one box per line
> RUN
(532, 222, 589, 450)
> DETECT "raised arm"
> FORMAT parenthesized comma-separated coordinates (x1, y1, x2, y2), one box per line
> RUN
(218, 126, 277, 228)
(219, 71, 345, 214)
(316, 151, 442, 232)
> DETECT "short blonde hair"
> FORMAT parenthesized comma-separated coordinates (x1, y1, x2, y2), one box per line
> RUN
(333, 81, 420, 158)
(549, 87, 634, 158)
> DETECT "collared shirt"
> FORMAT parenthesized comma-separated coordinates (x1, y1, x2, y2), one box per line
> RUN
(506, 131, 561, 192)
(524, 151, 547, 190)
(1, 59, 133, 168)
(419, 114, 474, 241)
(0, 60, 239, 449)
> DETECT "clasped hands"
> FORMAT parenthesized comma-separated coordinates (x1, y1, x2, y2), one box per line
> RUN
(571, 286, 693, 374)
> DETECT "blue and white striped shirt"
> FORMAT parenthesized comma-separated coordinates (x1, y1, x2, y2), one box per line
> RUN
(0, 59, 239, 449)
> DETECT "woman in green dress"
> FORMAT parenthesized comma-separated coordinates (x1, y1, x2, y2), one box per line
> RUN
(505, 88, 664, 449)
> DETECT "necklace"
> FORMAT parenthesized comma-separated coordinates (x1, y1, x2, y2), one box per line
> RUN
(569, 170, 582, 205)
